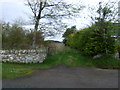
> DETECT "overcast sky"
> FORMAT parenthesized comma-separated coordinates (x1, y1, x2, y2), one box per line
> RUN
(0, 0, 119, 41)
(0, 0, 118, 27)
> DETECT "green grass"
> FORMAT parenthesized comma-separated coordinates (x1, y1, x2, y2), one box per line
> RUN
(2, 47, 120, 79)
(2, 63, 52, 79)
(2, 63, 33, 79)
(92, 56, 120, 69)
(44, 47, 120, 69)
(43, 47, 94, 67)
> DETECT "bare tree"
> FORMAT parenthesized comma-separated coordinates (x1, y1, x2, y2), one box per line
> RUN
(87, 1, 119, 25)
(25, 0, 84, 48)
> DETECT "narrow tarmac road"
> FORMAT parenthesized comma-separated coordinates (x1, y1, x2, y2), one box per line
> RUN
(2, 65, 118, 88)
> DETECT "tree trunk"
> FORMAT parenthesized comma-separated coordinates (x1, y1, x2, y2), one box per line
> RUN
(32, 2, 43, 49)
(32, 21, 39, 49)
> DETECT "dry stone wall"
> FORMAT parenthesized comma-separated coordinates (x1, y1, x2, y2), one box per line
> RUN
(0, 49, 47, 63)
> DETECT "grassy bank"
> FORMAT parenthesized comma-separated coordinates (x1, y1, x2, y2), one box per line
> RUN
(2, 47, 120, 79)
(2, 63, 52, 79)
(44, 47, 120, 69)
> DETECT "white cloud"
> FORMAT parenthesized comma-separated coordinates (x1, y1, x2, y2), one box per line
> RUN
(0, 0, 25, 3)
(0, 0, 31, 22)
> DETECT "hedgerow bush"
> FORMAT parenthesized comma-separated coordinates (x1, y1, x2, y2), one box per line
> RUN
(66, 23, 115, 57)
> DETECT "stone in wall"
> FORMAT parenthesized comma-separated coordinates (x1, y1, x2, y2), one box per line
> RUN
(0, 49, 47, 63)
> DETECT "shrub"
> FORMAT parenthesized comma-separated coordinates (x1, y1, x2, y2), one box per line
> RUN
(63, 26, 76, 45)
(116, 45, 120, 52)
(2, 23, 44, 49)
(66, 23, 115, 57)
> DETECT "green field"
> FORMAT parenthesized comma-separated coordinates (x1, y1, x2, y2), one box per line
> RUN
(2, 47, 120, 79)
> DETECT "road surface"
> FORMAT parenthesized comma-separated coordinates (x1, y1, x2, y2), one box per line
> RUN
(2, 65, 118, 88)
